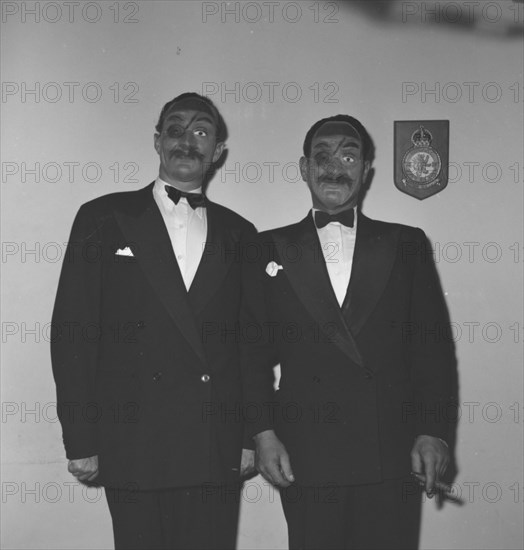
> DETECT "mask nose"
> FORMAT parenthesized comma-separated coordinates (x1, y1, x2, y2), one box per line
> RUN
(324, 157, 343, 179)
(176, 127, 196, 149)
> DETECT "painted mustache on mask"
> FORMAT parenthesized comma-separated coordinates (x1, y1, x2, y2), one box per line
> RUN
(171, 148, 204, 161)
(319, 175, 352, 186)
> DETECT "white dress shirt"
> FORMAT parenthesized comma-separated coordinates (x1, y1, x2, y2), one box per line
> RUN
(313, 207, 358, 307)
(153, 178, 207, 290)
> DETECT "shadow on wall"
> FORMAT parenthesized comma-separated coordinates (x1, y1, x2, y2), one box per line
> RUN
(339, 0, 524, 38)
(359, 134, 461, 512)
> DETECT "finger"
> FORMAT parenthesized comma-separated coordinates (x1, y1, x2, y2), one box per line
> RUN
(411, 472, 426, 493)
(433, 447, 449, 479)
(75, 473, 90, 482)
(72, 466, 95, 479)
(76, 470, 96, 482)
(279, 452, 295, 484)
(256, 459, 276, 486)
(424, 459, 437, 496)
(260, 467, 278, 487)
(411, 450, 422, 476)
(267, 461, 289, 487)
(255, 458, 266, 477)
(411, 471, 425, 483)
(438, 455, 449, 478)
(86, 470, 99, 482)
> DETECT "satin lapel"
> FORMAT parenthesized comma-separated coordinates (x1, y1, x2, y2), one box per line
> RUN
(345, 213, 398, 336)
(271, 214, 364, 368)
(187, 202, 234, 316)
(114, 184, 207, 368)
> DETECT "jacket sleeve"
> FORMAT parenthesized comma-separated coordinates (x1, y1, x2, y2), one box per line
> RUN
(240, 232, 279, 442)
(50, 204, 103, 460)
(408, 228, 454, 441)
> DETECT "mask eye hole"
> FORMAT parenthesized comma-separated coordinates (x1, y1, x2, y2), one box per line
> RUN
(166, 125, 185, 138)
(314, 152, 330, 165)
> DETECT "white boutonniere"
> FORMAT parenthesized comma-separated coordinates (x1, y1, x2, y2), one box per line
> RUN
(266, 261, 283, 277)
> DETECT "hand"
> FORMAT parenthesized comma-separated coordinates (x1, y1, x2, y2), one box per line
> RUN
(68, 455, 99, 482)
(411, 435, 449, 497)
(254, 430, 294, 487)
(240, 448, 256, 477)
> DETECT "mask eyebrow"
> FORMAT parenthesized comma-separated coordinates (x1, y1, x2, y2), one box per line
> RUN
(311, 141, 336, 152)
(164, 113, 216, 130)
(312, 138, 361, 157)
(192, 114, 216, 126)
(333, 137, 348, 155)
(179, 112, 200, 133)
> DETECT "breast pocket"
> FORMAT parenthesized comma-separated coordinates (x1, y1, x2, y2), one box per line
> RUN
(104, 253, 146, 301)
(111, 254, 139, 265)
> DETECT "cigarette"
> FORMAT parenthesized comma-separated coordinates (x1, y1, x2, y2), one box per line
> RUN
(410, 472, 463, 503)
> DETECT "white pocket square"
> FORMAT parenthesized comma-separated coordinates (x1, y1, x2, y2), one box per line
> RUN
(115, 246, 134, 257)
(266, 261, 283, 277)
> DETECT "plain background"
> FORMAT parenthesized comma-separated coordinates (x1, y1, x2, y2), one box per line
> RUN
(1, 1, 523, 548)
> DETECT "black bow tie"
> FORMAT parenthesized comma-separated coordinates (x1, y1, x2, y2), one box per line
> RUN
(314, 209, 355, 229)
(165, 185, 206, 210)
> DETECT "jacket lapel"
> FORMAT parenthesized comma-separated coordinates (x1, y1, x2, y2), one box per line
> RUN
(271, 214, 364, 368)
(187, 202, 235, 316)
(114, 183, 208, 368)
(344, 213, 398, 336)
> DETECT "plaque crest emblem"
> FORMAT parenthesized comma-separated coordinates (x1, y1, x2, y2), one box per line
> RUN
(394, 120, 449, 200)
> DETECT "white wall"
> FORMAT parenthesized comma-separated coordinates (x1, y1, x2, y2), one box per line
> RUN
(1, 1, 523, 549)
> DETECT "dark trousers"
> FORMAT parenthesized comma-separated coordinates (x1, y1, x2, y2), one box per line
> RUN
(280, 476, 422, 550)
(105, 484, 240, 550)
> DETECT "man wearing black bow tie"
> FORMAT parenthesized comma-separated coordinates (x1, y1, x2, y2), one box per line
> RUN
(51, 92, 256, 549)
(244, 115, 454, 549)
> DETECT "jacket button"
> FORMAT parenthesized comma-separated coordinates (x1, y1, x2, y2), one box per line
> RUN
(153, 372, 163, 381)
(201, 374, 211, 383)
(136, 321, 146, 329)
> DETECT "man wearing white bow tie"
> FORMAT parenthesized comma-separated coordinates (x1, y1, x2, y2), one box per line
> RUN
(244, 115, 455, 549)
(51, 92, 256, 549)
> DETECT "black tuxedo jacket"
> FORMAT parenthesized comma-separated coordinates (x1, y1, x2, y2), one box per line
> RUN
(51, 182, 256, 490)
(243, 212, 453, 486)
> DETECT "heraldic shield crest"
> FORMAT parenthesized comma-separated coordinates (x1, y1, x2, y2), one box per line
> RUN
(394, 120, 449, 200)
